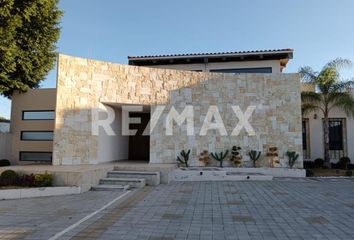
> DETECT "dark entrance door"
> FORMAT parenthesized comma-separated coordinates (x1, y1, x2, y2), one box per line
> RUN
(128, 113, 150, 161)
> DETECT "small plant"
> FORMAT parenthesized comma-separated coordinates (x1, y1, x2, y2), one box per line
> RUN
(286, 151, 299, 169)
(0, 159, 10, 167)
(35, 172, 53, 187)
(17, 174, 36, 187)
(249, 150, 261, 168)
(211, 150, 229, 168)
(230, 146, 242, 167)
(306, 169, 314, 177)
(314, 158, 324, 168)
(176, 149, 191, 167)
(266, 147, 279, 167)
(345, 170, 353, 177)
(0, 170, 18, 186)
(198, 150, 210, 166)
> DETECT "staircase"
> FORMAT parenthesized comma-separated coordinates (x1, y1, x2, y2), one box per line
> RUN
(92, 168, 160, 191)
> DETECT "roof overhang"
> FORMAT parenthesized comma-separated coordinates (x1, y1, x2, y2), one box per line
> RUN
(128, 49, 293, 67)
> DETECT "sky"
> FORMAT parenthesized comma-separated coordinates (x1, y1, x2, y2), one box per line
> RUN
(1, 0, 354, 118)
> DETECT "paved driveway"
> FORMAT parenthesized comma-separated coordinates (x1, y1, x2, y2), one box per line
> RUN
(1, 178, 354, 240)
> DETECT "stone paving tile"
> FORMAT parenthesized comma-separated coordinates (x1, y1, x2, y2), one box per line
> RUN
(1, 179, 354, 239)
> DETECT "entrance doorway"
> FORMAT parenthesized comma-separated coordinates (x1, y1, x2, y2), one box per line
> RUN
(128, 112, 150, 161)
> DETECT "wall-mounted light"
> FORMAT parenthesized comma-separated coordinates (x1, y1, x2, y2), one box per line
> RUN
(314, 113, 317, 119)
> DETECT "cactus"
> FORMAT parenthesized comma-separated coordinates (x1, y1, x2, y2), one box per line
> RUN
(249, 150, 261, 168)
(176, 149, 191, 167)
(230, 146, 242, 167)
(210, 150, 229, 168)
(286, 151, 299, 169)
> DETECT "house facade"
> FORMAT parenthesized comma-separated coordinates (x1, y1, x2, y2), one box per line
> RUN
(8, 49, 307, 167)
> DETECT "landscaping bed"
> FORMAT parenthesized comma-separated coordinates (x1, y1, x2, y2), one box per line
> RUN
(0, 169, 80, 200)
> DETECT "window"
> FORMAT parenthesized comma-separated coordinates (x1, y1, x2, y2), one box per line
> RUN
(302, 119, 311, 160)
(22, 111, 55, 120)
(21, 131, 53, 141)
(328, 120, 343, 150)
(210, 67, 272, 74)
(19, 152, 52, 162)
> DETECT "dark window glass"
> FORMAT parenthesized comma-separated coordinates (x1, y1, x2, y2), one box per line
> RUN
(302, 121, 307, 150)
(210, 67, 272, 74)
(22, 111, 54, 120)
(20, 152, 52, 161)
(21, 131, 53, 141)
(329, 120, 343, 150)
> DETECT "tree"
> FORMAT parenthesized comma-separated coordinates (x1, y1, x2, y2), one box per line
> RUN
(300, 58, 354, 166)
(0, 0, 62, 98)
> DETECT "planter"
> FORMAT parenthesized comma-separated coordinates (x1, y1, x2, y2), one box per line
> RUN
(0, 186, 81, 200)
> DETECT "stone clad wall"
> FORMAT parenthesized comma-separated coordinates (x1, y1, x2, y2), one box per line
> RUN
(54, 54, 303, 167)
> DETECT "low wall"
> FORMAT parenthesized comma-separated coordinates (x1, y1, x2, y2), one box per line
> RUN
(0, 164, 115, 192)
(0, 133, 11, 160)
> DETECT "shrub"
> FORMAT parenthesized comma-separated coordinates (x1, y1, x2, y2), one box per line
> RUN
(0, 159, 10, 167)
(339, 157, 351, 169)
(0, 170, 18, 186)
(17, 174, 36, 187)
(348, 164, 354, 170)
(306, 169, 314, 177)
(35, 172, 53, 187)
(304, 161, 315, 169)
(345, 170, 353, 177)
(314, 158, 324, 168)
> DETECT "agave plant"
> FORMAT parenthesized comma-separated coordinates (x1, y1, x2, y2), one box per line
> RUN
(210, 150, 229, 168)
(286, 151, 299, 169)
(176, 149, 191, 167)
(249, 150, 261, 168)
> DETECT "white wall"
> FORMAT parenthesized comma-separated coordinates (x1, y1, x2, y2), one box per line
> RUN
(0, 133, 11, 160)
(304, 107, 354, 163)
(147, 60, 282, 73)
(97, 106, 129, 163)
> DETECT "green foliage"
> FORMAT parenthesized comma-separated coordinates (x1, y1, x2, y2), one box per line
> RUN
(0, 170, 18, 185)
(0, 0, 63, 97)
(176, 149, 191, 167)
(286, 151, 299, 169)
(306, 169, 314, 177)
(339, 157, 351, 170)
(35, 172, 53, 187)
(300, 59, 354, 166)
(249, 150, 261, 167)
(345, 170, 353, 177)
(0, 159, 11, 167)
(230, 146, 242, 166)
(210, 150, 229, 168)
(314, 158, 324, 168)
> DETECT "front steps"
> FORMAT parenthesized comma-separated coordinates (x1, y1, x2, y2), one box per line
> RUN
(92, 169, 160, 191)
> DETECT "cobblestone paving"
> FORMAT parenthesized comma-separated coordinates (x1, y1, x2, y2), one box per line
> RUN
(1, 178, 354, 240)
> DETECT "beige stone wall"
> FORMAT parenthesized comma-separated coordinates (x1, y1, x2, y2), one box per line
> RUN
(55, 54, 303, 167)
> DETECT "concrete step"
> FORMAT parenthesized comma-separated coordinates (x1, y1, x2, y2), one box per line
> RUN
(108, 170, 160, 186)
(92, 184, 130, 191)
(100, 177, 146, 188)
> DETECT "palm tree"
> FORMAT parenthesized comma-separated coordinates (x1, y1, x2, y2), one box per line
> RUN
(300, 58, 354, 167)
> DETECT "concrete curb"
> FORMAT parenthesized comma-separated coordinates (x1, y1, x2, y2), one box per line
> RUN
(0, 186, 81, 200)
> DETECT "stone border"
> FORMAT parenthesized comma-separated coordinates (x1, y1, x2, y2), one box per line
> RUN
(0, 186, 81, 200)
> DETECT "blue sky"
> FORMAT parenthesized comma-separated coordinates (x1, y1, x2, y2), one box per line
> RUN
(1, 0, 354, 118)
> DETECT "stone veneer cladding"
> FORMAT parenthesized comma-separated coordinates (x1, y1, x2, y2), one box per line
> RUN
(54, 54, 303, 167)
